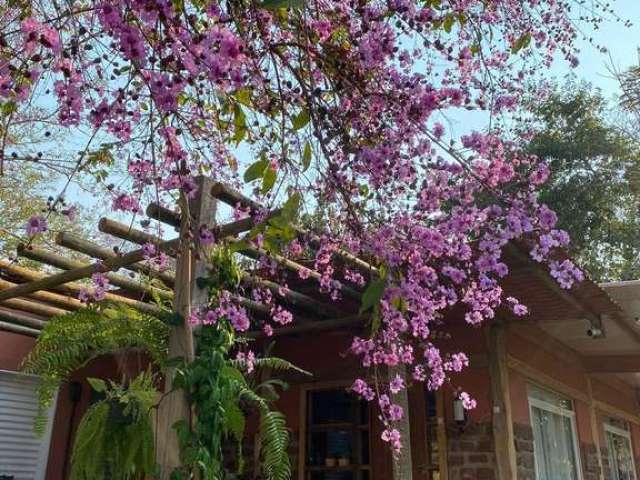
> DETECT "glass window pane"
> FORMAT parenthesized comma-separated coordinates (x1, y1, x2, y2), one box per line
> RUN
(528, 385, 573, 411)
(531, 406, 579, 480)
(607, 429, 637, 480)
(311, 390, 353, 424)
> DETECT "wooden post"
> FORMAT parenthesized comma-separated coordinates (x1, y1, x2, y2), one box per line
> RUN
(586, 375, 605, 480)
(155, 176, 217, 479)
(487, 321, 517, 480)
(390, 365, 413, 480)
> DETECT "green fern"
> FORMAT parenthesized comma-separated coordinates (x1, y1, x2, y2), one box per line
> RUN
(22, 302, 169, 435)
(69, 370, 157, 480)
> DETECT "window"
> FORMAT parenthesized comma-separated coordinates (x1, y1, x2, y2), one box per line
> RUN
(0, 370, 57, 480)
(528, 384, 582, 480)
(605, 422, 637, 480)
(303, 388, 370, 480)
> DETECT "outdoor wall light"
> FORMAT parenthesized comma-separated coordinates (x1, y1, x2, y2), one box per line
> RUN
(453, 397, 466, 425)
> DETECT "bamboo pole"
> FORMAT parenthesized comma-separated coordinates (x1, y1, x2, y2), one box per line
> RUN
(0, 320, 40, 337)
(144, 206, 361, 300)
(56, 232, 175, 287)
(0, 308, 46, 330)
(0, 278, 81, 310)
(0, 259, 163, 315)
(1, 297, 67, 318)
(208, 183, 379, 275)
(17, 244, 173, 302)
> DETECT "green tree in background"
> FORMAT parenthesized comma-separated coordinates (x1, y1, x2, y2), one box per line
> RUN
(525, 82, 640, 281)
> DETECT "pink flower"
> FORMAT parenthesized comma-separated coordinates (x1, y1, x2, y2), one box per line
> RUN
(389, 374, 405, 394)
(459, 392, 477, 410)
(25, 215, 48, 235)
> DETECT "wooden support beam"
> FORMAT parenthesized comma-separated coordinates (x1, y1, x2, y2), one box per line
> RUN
(586, 376, 605, 480)
(145, 203, 180, 229)
(1, 297, 67, 318)
(56, 231, 175, 287)
(0, 320, 40, 337)
(207, 184, 379, 275)
(487, 321, 517, 480)
(17, 244, 173, 302)
(0, 258, 164, 315)
(155, 176, 216, 479)
(0, 278, 80, 310)
(390, 365, 413, 480)
(0, 308, 46, 330)
(247, 314, 365, 338)
(582, 355, 640, 373)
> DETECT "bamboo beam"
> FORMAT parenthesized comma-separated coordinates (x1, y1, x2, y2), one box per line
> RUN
(0, 278, 81, 310)
(17, 244, 173, 302)
(145, 203, 180, 228)
(144, 207, 361, 300)
(247, 315, 365, 337)
(210, 182, 263, 213)
(102, 217, 342, 317)
(240, 274, 340, 318)
(0, 320, 40, 337)
(56, 232, 175, 287)
(1, 297, 67, 318)
(208, 183, 379, 275)
(0, 258, 163, 315)
(0, 308, 46, 330)
(487, 321, 517, 480)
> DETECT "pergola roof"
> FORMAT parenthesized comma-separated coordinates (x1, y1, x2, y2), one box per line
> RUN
(0, 182, 368, 337)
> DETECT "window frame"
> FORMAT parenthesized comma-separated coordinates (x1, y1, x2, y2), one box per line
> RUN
(604, 421, 638, 480)
(528, 384, 584, 480)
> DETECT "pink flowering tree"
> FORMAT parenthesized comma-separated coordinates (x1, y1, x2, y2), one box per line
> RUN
(0, 0, 604, 452)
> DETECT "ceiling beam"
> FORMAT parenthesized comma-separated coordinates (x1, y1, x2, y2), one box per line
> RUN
(583, 355, 640, 373)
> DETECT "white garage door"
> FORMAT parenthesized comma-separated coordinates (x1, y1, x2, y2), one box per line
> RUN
(0, 370, 56, 480)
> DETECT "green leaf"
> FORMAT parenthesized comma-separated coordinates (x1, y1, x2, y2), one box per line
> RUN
(281, 192, 301, 221)
(234, 88, 253, 107)
(511, 33, 531, 54)
(261, 167, 277, 194)
(359, 278, 386, 314)
(223, 400, 246, 441)
(302, 142, 312, 171)
(292, 108, 310, 130)
(243, 158, 268, 183)
(1, 101, 17, 116)
(443, 14, 455, 33)
(87, 377, 107, 393)
(260, 0, 303, 10)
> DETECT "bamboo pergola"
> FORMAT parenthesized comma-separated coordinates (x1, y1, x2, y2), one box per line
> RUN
(0, 178, 369, 338)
